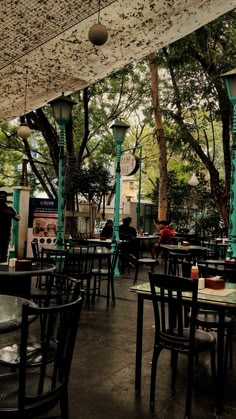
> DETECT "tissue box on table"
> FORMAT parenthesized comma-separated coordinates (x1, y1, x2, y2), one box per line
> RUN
(205, 276, 225, 290)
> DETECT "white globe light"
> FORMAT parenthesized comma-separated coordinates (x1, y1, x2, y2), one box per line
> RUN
(17, 123, 31, 139)
(188, 173, 199, 187)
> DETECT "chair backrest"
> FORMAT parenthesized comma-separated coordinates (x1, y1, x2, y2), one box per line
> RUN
(41, 247, 68, 273)
(15, 292, 84, 415)
(64, 245, 96, 278)
(40, 273, 82, 306)
(168, 251, 192, 277)
(149, 272, 198, 353)
(31, 240, 40, 261)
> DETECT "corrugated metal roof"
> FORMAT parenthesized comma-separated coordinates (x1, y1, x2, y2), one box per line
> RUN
(0, 0, 235, 123)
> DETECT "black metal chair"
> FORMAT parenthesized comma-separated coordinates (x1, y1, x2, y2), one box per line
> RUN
(167, 251, 192, 276)
(64, 244, 96, 308)
(129, 254, 159, 284)
(41, 247, 68, 274)
(0, 275, 82, 368)
(31, 240, 40, 261)
(0, 290, 84, 418)
(149, 272, 216, 417)
(92, 243, 120, 307)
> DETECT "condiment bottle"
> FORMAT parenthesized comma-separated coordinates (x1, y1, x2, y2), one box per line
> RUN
(191, 264, 199, 280)
(139, 229, 143, 236)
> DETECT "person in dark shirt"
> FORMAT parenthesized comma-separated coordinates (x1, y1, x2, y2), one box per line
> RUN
(119, 217, 137, 239)
(0, 191, 20, 262)
(151, 220, 175, 259)
(100, 219, 113, 239)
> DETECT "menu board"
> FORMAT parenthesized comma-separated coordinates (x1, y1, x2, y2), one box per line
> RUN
(26, 198, 58, 257)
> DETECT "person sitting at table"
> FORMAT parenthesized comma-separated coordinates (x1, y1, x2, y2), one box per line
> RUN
(119, 217, 137, 239)
(0, 190, 20, 263)
(100, 219, 113, 239)
(151, 220, 176, 259)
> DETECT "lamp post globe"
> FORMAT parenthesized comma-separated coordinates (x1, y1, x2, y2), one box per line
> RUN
(222, 68, 236, 258)
(111, 120, 130, 275)
(49, 93, 76, 248)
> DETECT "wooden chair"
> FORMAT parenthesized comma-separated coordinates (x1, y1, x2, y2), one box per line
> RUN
(149, 272, 216, 417)
(0, 290, 84, 418)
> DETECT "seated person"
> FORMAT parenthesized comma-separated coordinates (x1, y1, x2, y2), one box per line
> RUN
(151, 220, 176, 259)
(100, 219, 113, 239)
(119, 217, 137, 239)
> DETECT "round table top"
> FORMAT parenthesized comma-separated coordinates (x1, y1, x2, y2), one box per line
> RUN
(136, 235, 157, 240)
(0, 262, 55, 276)
(0, 294, 37, 333)
(160, 244, 207, 251)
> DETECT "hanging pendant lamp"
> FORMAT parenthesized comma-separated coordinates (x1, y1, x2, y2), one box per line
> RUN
(17, 67, 31, 139)
(88, 0, 108, 46)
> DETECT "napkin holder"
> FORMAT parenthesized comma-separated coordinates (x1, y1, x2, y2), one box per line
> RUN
(15, 260, 32, 272)
(205, 276, 225, 290)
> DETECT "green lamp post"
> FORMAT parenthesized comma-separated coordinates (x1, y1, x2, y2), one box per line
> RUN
(222, 69, 236, 258)
(111, 120, 130, 275)
(49, 93, 76, 249)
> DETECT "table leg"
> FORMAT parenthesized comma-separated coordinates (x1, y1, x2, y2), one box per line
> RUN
(216, 309, 225, 416)
(135, 293, 144, 396)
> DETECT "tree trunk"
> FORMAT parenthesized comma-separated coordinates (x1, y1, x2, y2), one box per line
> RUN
(148, 52, 168, 221)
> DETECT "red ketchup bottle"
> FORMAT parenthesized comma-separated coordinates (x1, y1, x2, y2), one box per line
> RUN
(191, 264, 199, 280)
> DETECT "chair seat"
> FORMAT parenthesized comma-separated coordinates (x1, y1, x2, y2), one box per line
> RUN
(0, 372, 52, 409)
(169, 328, 216, 353)
(0, 340, 57, 367)
(138, 258, 157, 264)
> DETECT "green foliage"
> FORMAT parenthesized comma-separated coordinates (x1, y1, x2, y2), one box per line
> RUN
(71, 162, 114, 205)
(149, 171, 219, 233)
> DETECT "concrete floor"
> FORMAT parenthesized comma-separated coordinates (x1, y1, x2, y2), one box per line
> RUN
(57, 264, 236, 419)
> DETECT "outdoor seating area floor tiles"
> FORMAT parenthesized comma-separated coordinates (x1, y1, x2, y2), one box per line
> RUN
(48, 267, 236, 419)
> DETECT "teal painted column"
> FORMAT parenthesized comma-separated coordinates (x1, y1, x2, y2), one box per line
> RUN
(112, 140, 123, 277)
(111, 121, 130, 277)
(137, 146, 142, 231)
(56, 124, 65, 249)
(12, 188, 20, 256)
(49, 94, 76, 250)
(227, 105, 236, 258)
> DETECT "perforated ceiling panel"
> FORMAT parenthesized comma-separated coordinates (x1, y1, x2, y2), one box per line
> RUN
(0, 0, 235, 123)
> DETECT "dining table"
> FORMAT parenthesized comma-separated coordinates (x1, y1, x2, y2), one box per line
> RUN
(0, 261, 56, 298)
(130, 280, 236, 416)
(160, 244, 208, 273)
(0, 261, 55, 275)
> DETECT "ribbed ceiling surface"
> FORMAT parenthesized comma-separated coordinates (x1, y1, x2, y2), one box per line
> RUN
(0, 0, 115, 69)
(0, 0, 235, 123)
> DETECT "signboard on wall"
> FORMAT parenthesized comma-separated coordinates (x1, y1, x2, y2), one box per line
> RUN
(26, 198, 58, 257)
(120, 153, 139, 176)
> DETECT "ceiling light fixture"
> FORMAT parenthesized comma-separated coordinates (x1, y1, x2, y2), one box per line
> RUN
(17, 67, 31, 139)
(88, 0, 108, 46)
